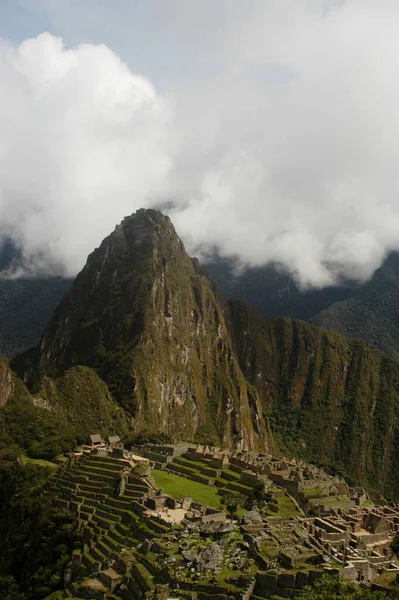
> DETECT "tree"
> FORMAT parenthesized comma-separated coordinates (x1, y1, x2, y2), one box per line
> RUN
(222, 492, 245, 516)
(299, 575, 392, 600)
(244, 482, 272, 510)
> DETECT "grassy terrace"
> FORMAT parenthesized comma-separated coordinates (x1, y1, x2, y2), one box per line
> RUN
(152, 469, 223, 508)
(22, 455, 58, 468)
(167, 453, 255, 495)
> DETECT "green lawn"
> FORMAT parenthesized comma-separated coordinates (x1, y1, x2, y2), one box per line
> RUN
(374, 572, 397, 587)
(152, 469, 223, 508)
(361, 499, 374, 508)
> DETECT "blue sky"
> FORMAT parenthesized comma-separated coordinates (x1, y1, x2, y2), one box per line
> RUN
(0, 0, 225, 89)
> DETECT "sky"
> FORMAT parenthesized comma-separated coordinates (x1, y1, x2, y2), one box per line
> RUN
(1, 0, 399, 286)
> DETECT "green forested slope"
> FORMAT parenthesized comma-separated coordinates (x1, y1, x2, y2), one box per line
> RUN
(229, 302, 399, 499)
(0, 356, 127, 461)
(311, 263, 399, 360)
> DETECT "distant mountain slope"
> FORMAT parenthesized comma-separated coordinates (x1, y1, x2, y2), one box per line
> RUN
(310, 257, 399, 360)
(204, 256, 353, 321)
(0, 277, 72, 357)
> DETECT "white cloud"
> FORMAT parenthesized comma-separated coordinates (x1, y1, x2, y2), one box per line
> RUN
(2, 2, 399, 286)
(0, 33, 171, 276)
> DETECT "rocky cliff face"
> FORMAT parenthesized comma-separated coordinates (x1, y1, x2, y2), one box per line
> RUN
(16, 209, 399, 497)
(35, 209, 270, 451)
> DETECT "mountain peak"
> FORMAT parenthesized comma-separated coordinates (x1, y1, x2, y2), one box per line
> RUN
(85, 208, 182, 272)
(28, 209, 270, 451)
(118, 208, 174, 237)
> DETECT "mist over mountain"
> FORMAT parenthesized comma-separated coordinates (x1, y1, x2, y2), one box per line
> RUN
(205, 252, 399, 361)
(3, 243, 399, 362)
(311, 253, 399, 360)
(203, 255, 354, 322)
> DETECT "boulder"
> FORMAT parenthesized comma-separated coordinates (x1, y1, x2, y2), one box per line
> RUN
(197, 543, 224, 572)
(182, 549, 198, 563)
(243, 510, 263, 525)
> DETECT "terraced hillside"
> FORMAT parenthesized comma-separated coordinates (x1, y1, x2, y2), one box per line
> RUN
(48, 450, 263, 600)
(46, 450, 260, 599)
(41, 444, 399, 600)
(47, 452, 163, 599)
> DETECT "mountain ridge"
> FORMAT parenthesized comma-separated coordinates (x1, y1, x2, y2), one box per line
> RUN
(6, 208, 399, 500)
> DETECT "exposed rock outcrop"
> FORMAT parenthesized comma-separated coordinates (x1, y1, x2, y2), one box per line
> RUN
(0, 356, 14, 408)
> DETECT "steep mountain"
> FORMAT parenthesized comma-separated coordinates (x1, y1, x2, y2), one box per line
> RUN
(310, 256, 399, 360)
(229, 304, 399, 498)
(11, 208, 399, 499)
(22, 209, 271, 452)
(0, 352, 127, 461)
(1, 242, 399, 364)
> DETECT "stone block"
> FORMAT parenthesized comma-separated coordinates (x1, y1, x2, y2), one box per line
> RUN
(257, 573, 278, 590)
(308, 570, 323, 584)
(294, 571, 308, 589)
(278, 573, 296, 588)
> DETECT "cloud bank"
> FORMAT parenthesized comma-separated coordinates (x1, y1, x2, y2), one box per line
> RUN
(2, 2, 399, 286)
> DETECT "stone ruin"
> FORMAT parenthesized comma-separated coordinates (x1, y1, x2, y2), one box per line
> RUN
(49, 438, 399, 598)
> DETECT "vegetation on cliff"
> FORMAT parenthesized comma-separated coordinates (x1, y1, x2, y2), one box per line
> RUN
(299, 575, 394, 599)
(0, 461, 78, 600)
(0, 356, 126, 461)
(31, 209, 270, 451)
(230, 303, 399, 499)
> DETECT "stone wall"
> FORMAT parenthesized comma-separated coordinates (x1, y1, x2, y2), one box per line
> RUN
(254, 569, 324, 598)
(352, 531, 390, 550)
